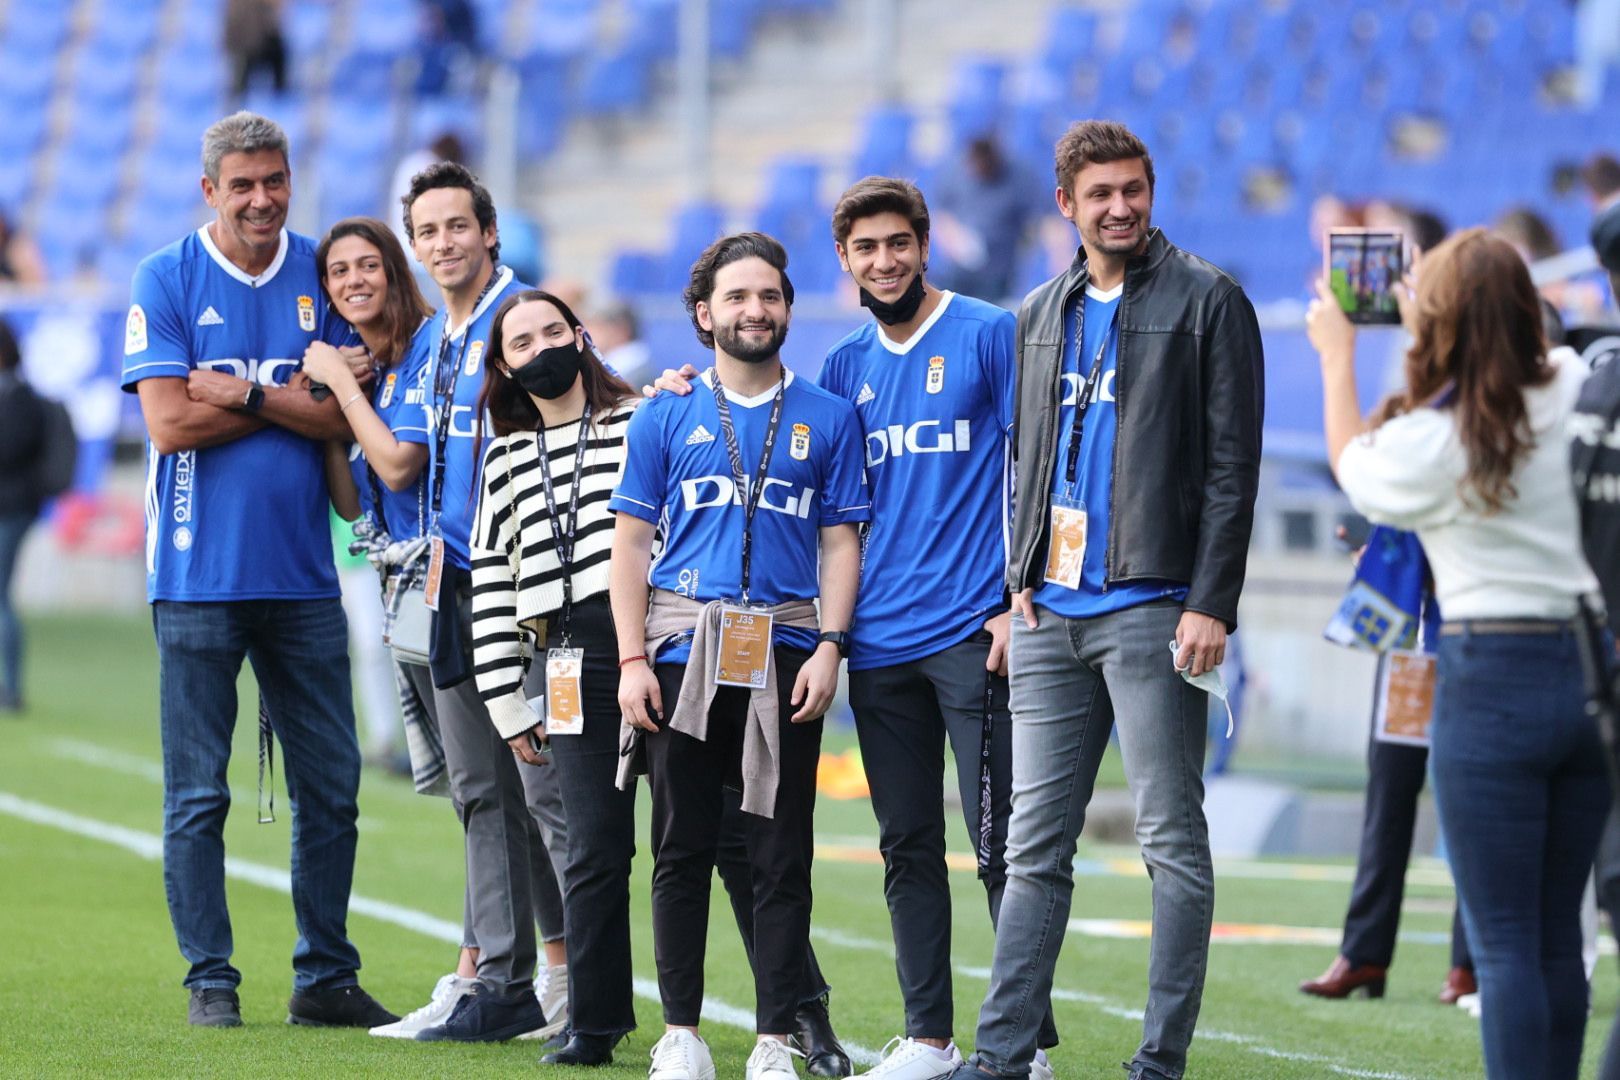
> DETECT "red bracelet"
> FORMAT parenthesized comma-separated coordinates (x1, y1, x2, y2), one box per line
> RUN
(617, 655, 648, 668)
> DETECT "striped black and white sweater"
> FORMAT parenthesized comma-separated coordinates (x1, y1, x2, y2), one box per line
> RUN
(470, 398, 638, 738)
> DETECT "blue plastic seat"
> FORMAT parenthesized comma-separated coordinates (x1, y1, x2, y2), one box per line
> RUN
(852, 105, 916, 181)
(662, 201, 728, 289)
(577, 44, 651, 116)
(610, 250, 663, 295)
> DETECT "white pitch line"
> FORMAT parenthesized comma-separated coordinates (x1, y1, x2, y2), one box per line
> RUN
(811, 931, 1423, 1080)
(0, 790, 879, 1064)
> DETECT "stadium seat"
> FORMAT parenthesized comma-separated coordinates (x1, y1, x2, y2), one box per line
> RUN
(851, 106, 917, 182)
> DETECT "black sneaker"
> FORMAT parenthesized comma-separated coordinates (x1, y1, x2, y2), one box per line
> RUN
(287, 984, 399, 1028)
(188, 987, 243, 1028)
(416, 983, 544, 1042)
(540, 1031, 623, 1066)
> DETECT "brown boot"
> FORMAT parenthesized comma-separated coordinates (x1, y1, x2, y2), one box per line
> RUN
(1299, 955, 1388, 999)
(1438, 966, 1477, 1005)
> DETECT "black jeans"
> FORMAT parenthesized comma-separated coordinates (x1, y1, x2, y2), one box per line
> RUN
(849, 631, 1057, 1047)
(647, 648, 823, 1034)
(543, 596, 639, 1038)
(1341, 673, 1471, 972)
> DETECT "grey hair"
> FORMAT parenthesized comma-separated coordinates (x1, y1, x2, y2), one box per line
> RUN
(201, 112, 290, 183)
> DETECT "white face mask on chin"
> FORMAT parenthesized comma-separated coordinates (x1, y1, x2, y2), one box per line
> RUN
(1169, 639, 1234, 738)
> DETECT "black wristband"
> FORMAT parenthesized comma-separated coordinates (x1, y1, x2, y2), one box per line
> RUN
(242, 384, 266, 413)
(816, 630, 851, 658)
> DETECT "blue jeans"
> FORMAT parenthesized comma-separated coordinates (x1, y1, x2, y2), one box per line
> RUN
(0, 510, 33, 706)
(1431, 629, 1611, 1080)
(974, 601, 1211, 1080)
(153, 598, 363, 993)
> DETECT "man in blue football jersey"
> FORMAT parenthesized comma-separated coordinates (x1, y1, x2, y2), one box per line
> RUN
(122, 112, 397, 1030)
(609, 233, 867, 1080)
(398, 162, 574, 1044)
(957, 120, 1263, 1080)
(650, 179, 1055, 1080)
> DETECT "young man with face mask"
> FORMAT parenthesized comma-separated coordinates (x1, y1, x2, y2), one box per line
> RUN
(954, 119, 1264, 1080)
(398, 162, 574, 1044)
(610, 232, 868, 1080)
(649, 178, 1056, 1080)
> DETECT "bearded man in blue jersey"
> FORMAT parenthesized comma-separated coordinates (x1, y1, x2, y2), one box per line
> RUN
(652, 179, 1056, 1080)
(122, 112, 397, 1030)
(957, 120, 1264, 1080)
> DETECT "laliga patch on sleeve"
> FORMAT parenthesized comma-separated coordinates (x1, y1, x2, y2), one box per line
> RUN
(125, 305, 148, 355)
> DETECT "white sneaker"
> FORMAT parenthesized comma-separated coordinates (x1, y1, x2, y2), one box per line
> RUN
(516, 963, 570, 1040)
(747, 1038, 805, 1080)
(1031, 1048, 1054, 1080)
(861, 1037, 963, 1079)
(650, 1028, 717, 1080)
(368, 972, 475, 1038)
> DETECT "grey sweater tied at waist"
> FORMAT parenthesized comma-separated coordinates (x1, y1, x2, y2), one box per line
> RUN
(615, 588, 820, 818)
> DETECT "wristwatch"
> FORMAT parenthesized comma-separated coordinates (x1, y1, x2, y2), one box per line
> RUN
(242, 383, 266, 413)
(816, 631, 851, 658)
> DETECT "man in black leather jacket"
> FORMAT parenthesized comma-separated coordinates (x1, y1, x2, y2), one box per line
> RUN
(955, 121, 1263, 1080)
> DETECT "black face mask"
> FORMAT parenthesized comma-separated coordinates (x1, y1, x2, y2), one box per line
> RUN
(511, 343, 583, 400)
(859, 273, 927, 326)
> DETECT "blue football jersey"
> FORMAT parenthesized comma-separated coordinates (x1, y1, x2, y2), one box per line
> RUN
(818, 292, 1016, 670)
(1033, 284, 1188, 618)
(421, 266, 529, 569)
(121, 227, 346, 602)
(349, 322, 433, 540)
(610, 368, 870, 664)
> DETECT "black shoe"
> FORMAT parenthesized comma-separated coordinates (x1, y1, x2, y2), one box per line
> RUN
(188, 987, 243, 1028)
(540, 1031, 622, 1066)
(416, 984, 544, 1042)
(287, 984, 399, 1028)
(793, 994, 853, 1077)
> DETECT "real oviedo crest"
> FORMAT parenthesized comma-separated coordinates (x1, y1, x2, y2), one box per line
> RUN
(465, 340, 485, 377)
(926, 355, 945, 394)
(790, 422, 811, 461)
(380, 372, 398, 408)
(297, 295, 316, 332)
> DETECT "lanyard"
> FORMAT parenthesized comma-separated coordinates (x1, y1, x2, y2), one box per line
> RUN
(708, 372, 787, 604)
(429, 271, 502, 519)
(534, 402, 593, 645)
(1063, 305, 1120, 487)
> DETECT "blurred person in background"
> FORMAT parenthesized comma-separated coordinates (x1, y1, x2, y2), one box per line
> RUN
(0, 207, 47, 287)
(391, 132, 467, 255)
(1309, 228, 1606, 1079)
(121, 111, 395, 1030)
(223, 0, 287, 100)
(1495, 206, 1607, 325)
(0, 317, 44, 712)
(931, 136, 1038, 305)
(400, 161, 573, 1045)
(1582, 154, 1620, 215)
(589, 298, 653, 391)
(415, 0, 478, 96)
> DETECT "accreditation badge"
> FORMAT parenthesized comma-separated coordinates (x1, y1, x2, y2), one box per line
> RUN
(424, 535, 445, 611)
(715, 605, 774, 690)
(544, 648, 585, 735)
(297, 295, 316, 332)
(1374, 649, 1436, 747)
(1043, 495, 1087, 589)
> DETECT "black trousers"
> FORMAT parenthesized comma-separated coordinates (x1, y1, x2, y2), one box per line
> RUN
(647, 648, 823, 1034)
(849, 631, 1057, 1047)
(542, 597, 639, 1038)
(1342, 672, 1472, 972)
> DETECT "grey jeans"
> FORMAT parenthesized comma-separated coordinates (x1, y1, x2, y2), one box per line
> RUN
(973, 600, 1212, 1080)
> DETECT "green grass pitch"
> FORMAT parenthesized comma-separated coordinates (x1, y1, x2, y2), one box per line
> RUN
(1, 614, 1614, 1077)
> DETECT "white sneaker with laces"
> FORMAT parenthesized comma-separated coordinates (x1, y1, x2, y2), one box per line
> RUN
(516, 963, 570, 1040)
(368, 973, 475, 1038)
(1030, 1048, 1054, 1080)
(861, 1037, 963, 1079)
(747, 1038, 805, 1080)
(649, 1028, 717, 1080)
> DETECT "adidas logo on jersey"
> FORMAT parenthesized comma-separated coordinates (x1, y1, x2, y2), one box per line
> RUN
(196, 306, 224, 327)
(686, 424, 716, 445)
(856, 383, 876, 405)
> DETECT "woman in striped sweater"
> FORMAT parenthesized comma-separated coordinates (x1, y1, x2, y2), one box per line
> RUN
(469, 290, 641, 1066)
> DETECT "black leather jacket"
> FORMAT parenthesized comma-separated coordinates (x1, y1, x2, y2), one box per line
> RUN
(1006, 228, 1264, 630)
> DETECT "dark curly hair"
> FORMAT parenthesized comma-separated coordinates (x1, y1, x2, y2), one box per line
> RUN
(401, 161, 500, 262)
(682, 232, 795, 349)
